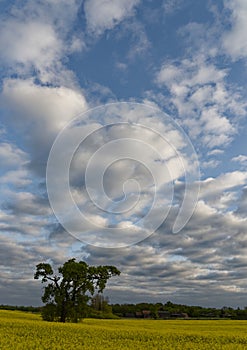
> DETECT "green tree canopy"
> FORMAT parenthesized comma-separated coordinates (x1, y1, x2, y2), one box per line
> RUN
(34, 258, 120, 322)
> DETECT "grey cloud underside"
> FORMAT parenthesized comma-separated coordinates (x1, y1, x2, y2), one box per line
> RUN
(2, 185, 246, 306)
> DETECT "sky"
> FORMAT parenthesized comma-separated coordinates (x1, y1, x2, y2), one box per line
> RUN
(0, 0, 247, 308)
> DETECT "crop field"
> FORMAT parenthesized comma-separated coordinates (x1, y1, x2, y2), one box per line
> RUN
(1, 310, 247, 349)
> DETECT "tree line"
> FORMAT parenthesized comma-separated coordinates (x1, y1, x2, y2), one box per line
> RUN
(2, 301, 247, 320)
(111, 301, 247, 319)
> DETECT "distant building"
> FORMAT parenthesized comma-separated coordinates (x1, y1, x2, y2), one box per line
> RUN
(158, 311, 170, 319)
(142, 310, 151, 319)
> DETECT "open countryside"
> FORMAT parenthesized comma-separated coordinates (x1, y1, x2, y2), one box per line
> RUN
(1, 310, 247, 350)
(1, 0, 247, 349)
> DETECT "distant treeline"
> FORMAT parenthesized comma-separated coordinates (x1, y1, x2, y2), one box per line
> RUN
(111, 301, 247, 320)
(2, 301, 247, 319)
(0, 305, 42, 313)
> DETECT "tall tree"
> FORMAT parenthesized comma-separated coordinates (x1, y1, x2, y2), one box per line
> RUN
(34, 258, 120, 322)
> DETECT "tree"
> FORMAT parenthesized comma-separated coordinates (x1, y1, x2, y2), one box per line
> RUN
(91, 294, 109, 312)
(89, 294, 115, 318)
(34, 258, 120, 323)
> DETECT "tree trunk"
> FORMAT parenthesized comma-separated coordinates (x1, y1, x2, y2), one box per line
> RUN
(60, 301, 66, 322)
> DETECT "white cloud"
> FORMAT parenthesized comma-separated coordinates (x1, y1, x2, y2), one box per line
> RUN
(199, 171, 247, 197)
(0, 0, 83, 85)
(207, 149, 224, 156)
(0, 169, 31, 187)
(201, 159, 220, 169)
(191, 170, 247, 216)
(2, 190, 50, 216)
(122, 20, 151, 60)
(235, 188, 247, 218)
(84, 0, 140, 36)
(232, 155, 247, 163)
(0, 19, 62, 72)
(0, 143, 28, 169)
(155, 57, 245, 149)
(2, 78, 87, 133)
(1, 78, 87, 176)
(163, 0, 183, 14)
(222, 0, 247, 59)
(115, 62, 128, 71)
(45, 102, 199, 247)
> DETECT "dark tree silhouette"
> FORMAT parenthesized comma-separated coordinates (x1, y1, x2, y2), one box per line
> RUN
(34, 258, 120, 322)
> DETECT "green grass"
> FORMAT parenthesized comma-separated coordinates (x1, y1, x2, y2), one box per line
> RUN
(1, 310, 247, 349)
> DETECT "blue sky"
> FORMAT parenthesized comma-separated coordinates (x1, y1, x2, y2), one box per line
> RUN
(0, 0, 247, 307)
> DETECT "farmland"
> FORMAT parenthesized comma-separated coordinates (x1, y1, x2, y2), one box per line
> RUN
(1, 310, 247, 349)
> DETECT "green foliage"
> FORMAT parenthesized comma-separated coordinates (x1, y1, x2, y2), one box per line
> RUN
(34, 258, 120, 323)
(41, 303, 57, 322)
(111, 301, 247, 319)
(89, 294, 118, 319)
(0, 305, 42, 313)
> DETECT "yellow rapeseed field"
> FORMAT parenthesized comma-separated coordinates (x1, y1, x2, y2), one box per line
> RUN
(1, 310, 247, 349)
